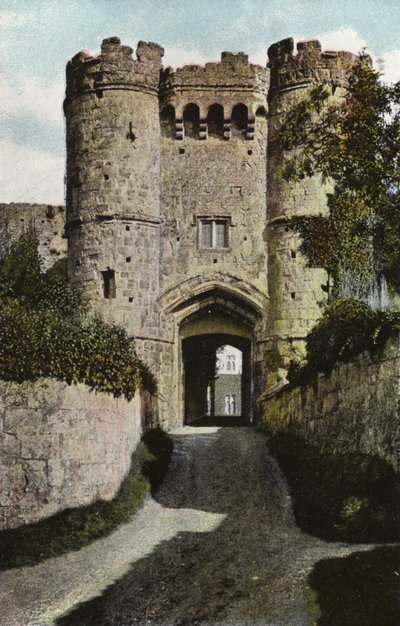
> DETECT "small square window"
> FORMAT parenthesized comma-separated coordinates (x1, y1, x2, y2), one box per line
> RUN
(198, 217, 229, 249)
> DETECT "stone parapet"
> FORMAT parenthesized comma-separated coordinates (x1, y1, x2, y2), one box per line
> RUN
(160, 52, 269, 116)
(65, 37, 164, 104)
(261, 336, 400, 471)
(268, 37, 355, 95)
(162, 51, 268, 92)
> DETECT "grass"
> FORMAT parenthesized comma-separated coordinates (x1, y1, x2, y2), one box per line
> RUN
(0, 427, 173, 570)
(308, 546, 400, 625)
(266, 431, 400, 543)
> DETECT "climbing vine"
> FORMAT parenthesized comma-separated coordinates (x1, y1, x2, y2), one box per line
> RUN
(280, 55, 400, 297)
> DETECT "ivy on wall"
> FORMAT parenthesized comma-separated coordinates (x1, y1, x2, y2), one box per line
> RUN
(0, 230, 156, 399)
(279, 56, 400, 297)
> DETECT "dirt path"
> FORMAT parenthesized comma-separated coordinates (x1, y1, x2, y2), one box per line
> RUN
(0, 426, 374, 626)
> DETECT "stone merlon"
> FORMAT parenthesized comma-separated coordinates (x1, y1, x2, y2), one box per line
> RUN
(268, 37, 356, 93)
(65, 37, 164, 103)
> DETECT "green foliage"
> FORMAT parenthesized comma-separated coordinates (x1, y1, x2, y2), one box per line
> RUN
(288, 298, 400, 385)
(0, 428, 173, 570)
(280, 56, 400, 294)
(308, 546, 400, 625)
(0, 230, 156, 398)
(267, 431, 400, 543)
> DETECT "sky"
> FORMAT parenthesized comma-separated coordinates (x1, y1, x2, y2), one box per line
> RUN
(1, 0, 400, 204)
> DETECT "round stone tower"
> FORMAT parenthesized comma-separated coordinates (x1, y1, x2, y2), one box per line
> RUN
(64, 37, 164, 369)
(266, 38, 355, 387)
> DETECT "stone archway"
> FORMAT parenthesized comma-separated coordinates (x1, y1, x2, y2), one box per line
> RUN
(177, 296, 257, 425)
(160, 283, 266, 428)
(182, 333, 251, 425)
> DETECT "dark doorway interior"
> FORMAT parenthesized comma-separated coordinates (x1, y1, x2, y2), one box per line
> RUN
(182, 334, 251, 426)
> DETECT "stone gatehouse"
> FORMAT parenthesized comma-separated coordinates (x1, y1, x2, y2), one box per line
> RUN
(1, 37, 356, 428)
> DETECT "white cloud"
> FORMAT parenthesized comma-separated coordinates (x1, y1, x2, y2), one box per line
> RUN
(0, 141, 64, 204)
(163, 46, 209, 69)
(315, 27, 368, 55)
(0, 74, 64, 127)
(377, 49, 400, 84)
(298, 27, 400, 85)
(0, 10, 30, 29)
(249, 47, 268, 66)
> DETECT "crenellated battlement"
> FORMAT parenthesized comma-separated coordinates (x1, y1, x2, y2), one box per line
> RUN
(268, 37, 355, 95)
(65, 37, 164, 103)
(159, 51, 268, 130)
(161, 51, 268, 99)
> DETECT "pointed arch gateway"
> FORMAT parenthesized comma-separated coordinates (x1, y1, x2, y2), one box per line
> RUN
(168, 286, 261, 426)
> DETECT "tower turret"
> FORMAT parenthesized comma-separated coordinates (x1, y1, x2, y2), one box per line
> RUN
(266, 38, 355, 386)
(64, 37, 164, 369)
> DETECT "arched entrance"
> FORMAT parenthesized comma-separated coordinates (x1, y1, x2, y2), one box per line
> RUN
(176, 292, 259, 426)
(182, 333, 251, 425)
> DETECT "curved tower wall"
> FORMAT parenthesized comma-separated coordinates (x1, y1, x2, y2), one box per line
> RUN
(266, 38, 355, 386)
(64, 38, 164, 370)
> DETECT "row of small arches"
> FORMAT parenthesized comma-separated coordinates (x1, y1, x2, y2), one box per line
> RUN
(160, 103, 267, 140)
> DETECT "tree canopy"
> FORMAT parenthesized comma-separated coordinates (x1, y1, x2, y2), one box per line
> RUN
(279, 56, 400, 299)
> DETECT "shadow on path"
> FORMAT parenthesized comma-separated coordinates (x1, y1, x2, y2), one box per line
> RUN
(56, 427, 374, 626)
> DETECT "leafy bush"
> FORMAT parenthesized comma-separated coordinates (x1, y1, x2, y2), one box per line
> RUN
(267, 431, 400, 543)
(288, 297, 400, 385)
(308, 546, 400, 625)
(0, 230, 156, 397)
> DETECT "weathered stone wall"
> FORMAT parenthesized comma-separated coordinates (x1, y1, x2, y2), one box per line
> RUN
(0, 379, 145, 530)
(261, 336, 400, 471)
(160, 52, 268, 304)
(0, 203, 66, 270)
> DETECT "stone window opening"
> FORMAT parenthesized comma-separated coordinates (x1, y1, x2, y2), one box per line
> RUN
(224, 394, 236, 415)
(101, 268, 116, 299)
(160, 105, 176, 138)
(226, 354, 236, 372)
(207, 104, 224, 139)
(231, 104, 248, 139)
(255, 106, 267, 118)
(183, 104, 200, 139)
(198, 217, 230, 250)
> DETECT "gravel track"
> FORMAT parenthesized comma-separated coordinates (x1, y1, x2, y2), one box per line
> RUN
(0, 426, 374, 626)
